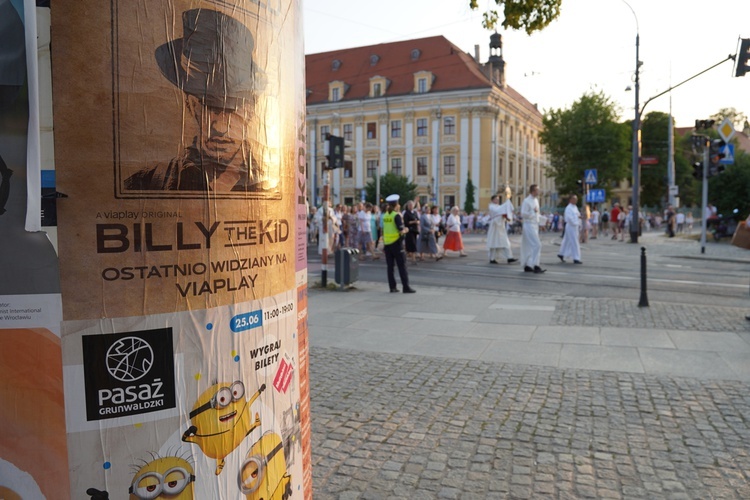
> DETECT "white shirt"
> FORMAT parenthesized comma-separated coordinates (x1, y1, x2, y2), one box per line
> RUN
(521, 195, 539, 224)
(590, 210, 600, 224)
(564, 203, 581, 228)
(357, 210, 371, 232)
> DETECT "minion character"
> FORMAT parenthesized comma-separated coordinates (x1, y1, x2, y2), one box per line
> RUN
(182, 381, 265, 475)
(238, 432, 292, 500)
(128, 456, 195, 500)
(86, 455, 194, 500)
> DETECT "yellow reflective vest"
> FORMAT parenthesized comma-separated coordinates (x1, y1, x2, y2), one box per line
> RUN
(382, 211, 401, 245)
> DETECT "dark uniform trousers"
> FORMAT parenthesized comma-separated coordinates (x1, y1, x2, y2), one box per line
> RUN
(384, 239, 410, 291)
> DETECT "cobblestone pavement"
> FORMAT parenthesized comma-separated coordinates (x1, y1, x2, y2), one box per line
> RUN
(310, 347, 750, 499)
(552, 297, 750, 333)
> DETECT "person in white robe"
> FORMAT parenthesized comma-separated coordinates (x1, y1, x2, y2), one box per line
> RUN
(558, 194, 582, 264)
(520, 184, 545, 273)
(486, 194, 517, 264)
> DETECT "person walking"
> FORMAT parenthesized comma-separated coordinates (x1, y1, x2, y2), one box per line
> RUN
(558, 194, 583, 264)
(440, 206, 468, 257)
(610, 203, 621, 240)
(419, 205, 442, 261)
(382, 194, 415, 293)
(486, 194, 517, 264)
(520, 184, 546, 273)
(402, 200, 420, 264)
(590, 205, 600, 239)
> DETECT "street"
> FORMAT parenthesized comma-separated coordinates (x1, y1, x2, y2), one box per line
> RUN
(306, 228, 750, 498)
(315, 230, 750, 309)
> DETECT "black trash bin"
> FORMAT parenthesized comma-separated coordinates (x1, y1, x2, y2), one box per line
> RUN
(335, 248, 359, 286)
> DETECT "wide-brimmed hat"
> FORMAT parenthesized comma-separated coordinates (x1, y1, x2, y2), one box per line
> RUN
(155, 9, 266, 109)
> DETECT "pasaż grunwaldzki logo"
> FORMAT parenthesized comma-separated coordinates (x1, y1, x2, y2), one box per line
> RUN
(106, 336, 154, 382)
(82, 328, 176, 421)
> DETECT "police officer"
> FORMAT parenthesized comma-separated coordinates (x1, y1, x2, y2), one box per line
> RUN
(382, 194, 416, 293)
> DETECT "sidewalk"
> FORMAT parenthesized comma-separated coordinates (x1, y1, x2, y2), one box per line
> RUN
(308, 281, 750, 382)
(307, 281, 750, 498)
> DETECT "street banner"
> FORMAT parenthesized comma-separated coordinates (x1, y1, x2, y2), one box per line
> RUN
(52, 0, 310, 498)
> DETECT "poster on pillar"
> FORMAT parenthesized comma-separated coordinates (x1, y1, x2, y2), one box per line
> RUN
(51, 0, 311, 498)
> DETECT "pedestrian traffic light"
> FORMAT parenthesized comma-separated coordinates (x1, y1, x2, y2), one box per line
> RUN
(735, 38, 750, 77)
(692, 161, 703, 180)
(576, 179, 583, 194)
(324, 133, 345, 170)
(708, 139, 726, 177)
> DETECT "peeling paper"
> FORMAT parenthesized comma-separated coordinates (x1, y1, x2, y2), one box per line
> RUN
(52, 1, 310, 497)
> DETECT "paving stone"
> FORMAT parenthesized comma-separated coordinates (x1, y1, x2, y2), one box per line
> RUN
(310, 346, 750, 498)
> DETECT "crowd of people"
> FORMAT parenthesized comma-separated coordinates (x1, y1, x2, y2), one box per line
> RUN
(307, 186, 707, 291)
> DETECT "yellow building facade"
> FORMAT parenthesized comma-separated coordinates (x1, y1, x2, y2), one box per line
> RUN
(305, 35, 556, 211)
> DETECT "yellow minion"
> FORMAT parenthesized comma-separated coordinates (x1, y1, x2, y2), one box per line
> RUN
(128, 456, 195, 500)
(182, 382, 265, 475)
(238, 432, 292, 500)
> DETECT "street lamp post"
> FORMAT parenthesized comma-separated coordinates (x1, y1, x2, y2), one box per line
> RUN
(621, 0, 641, 243)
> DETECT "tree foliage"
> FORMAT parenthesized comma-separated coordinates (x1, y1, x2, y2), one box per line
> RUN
(639, 112, 670, 207)
(708, 143, 750, 218)
(464, 175, 476, 213)
(470, 0, 562, 34)
(364, 172, 417, 205)
(540, 91, 630, 201)
(710, 107, 748, 129)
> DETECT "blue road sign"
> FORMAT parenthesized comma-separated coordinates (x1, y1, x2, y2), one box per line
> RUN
(584, 169, 598, 184)
(719, 144, 734, 165)
(586, 189, 605, 203)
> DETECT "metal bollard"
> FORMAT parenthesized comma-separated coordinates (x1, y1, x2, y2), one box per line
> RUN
(638, 246, 649, 307)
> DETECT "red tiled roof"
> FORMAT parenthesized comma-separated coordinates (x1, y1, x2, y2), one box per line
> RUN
(305, 35, 541, 119)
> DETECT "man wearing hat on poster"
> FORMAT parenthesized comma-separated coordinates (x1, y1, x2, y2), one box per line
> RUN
(382, 194, 416, 293)
(125, 8, 274, 193)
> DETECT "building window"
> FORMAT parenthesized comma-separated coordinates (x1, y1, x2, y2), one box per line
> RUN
(344, 160, 353, 178)
(500, 121, 504, 137)
(498, 158, 503, 178)
(343, 123, 353, 141)
(417, 157, 428, 176)
(509, 161, 514, 178)
(344, 196, 354, 206)
(443, 116, 455, 135)
(366, 160, 378, 178)
(443, 195, 455, 210)
(373, 82, 381, 97)
(417, 78, 427, 93)
(510, 126, 514, 144)
(443, 155, 456, 176)
(416, 118, 428, 136)
(367, 122, 377, 139)
(419, 195, 428, 206)
(391, 157, 402, 176)
(320, 125, 329, 140)
(331, 87, 340, 102)
(390, 120, 402, 138)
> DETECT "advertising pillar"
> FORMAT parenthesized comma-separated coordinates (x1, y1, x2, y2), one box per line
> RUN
(52, 1, 310, 497)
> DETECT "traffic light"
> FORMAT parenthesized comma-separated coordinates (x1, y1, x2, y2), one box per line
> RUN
(323, 133, 345, 170)
(692, 161, 703, 180)
(694, 119, 715, 130)
(575, 179, 583, 194)
(708, 139, 726, 176)
(735, 38, 750, 77)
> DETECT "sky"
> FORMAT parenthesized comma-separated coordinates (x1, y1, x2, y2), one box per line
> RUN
(303, 0, 749, 130)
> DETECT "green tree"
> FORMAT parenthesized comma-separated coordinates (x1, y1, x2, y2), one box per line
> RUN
(707, 142, 750, 218)
(470, 0, 562, 34)
(710, 107, 748, 129)
(364, 172, 417, 206)
(540, 91, 630, 200)
(463, 175, 476, 213)
(639, 111, 670, 207)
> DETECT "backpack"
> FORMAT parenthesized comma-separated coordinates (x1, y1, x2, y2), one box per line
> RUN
(601, 213, 609, 223)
